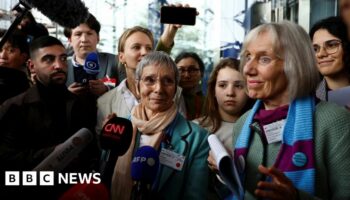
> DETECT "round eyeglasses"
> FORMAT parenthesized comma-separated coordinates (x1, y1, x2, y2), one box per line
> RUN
(313, 39, 342, 55)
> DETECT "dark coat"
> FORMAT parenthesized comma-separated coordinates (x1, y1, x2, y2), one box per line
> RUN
(0, 83, 100, 199)
(0, 67, 30, 104)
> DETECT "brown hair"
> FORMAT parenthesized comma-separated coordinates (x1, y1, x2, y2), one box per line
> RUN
(199, 58, 253, 133)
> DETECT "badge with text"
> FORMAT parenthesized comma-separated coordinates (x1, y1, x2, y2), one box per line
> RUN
(263, 119, 285, 144)
(159, 148, 185, 171)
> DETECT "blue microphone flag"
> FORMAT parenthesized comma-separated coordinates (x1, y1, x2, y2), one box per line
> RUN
(131, 146, 159, 183)
(84, 52, 100, 75)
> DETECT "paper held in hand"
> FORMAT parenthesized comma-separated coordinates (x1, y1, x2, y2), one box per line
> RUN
(208, 134, 244, 200)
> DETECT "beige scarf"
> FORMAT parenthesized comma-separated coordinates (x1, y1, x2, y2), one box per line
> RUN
(111, 102, 177, 200)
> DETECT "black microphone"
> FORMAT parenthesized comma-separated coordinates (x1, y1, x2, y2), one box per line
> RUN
(0, 0, 88, 49)
(20, 0, 89, 28)
(131, 146, 159, 200)
(33, 128, 93, 172)
(59, 183, 109, 200)
(99, 116, 133, 189)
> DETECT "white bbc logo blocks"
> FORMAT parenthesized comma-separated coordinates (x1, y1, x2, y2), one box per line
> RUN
(5, 171, 54, 186)
(40, 171, 54, 186)
(5, 171, 20, 186)
(22, 171, 37, 186)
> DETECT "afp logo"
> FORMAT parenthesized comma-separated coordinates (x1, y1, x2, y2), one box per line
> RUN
(132, 156, 156, 167)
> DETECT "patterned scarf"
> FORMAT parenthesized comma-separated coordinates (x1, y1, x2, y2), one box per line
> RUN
(234, 96, 316, 198)
(111, 102, 177, 200)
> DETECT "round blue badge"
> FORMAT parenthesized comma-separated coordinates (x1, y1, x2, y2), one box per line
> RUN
(292, 152, 307, 167)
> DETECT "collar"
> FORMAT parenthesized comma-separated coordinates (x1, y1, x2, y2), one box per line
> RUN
(117, 79, 129, 92)
(253, 104, 289, 125)
(71, 54, 89, 68)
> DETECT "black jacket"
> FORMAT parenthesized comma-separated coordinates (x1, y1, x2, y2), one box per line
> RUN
(0, 82, 100, 199)
(0, 67, 30, 104)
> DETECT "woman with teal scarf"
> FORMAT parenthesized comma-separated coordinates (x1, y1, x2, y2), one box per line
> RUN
(209, 21, 350, 199)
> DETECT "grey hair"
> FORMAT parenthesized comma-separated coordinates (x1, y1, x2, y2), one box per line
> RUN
(135, 51, 180, 85)
(239, 20, 320, 100)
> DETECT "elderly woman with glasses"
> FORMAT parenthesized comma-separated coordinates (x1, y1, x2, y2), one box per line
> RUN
(112, 51, 209, 200)
(208, 21, 350, 200)
(310, 16, 350, 106)
(96, 26, 187, 136)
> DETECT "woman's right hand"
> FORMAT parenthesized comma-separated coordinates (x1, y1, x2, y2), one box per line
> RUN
(207, 150, 219, 173)
(255, 165, 299, 200)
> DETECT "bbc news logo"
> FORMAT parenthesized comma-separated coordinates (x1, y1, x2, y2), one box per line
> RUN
(5, 171, 101, 186)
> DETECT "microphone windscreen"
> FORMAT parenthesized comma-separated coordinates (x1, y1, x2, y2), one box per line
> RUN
(131, 146, 159, 183)
(84, 52, 100, 75)
(100, 116, 133, 156)
(59, 183, 109, 200)
(23, 0, 89, 28)
(33, 128, 93, 172)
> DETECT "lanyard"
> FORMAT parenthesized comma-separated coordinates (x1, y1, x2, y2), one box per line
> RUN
(152, 113, 179, 191)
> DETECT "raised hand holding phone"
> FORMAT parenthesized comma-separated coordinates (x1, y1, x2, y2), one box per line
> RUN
(160, 6, 197, 26)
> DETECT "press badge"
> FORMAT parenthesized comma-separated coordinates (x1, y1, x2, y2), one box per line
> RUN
(263, 119, 285, 144)
(159, 148, 185, 171)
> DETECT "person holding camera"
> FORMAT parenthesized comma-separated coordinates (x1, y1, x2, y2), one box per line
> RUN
(64, 12, 182, 98)
(64, 13, 116, 97)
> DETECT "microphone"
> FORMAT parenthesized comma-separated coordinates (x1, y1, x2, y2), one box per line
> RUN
(0, 0, 88, 49)
(59, 183, 109, 200)
(131, 146, 159, 200)
(84, 51, 100, 77)
(78, 52, 100, 85)
(33, 128, 93, 172)
(20, 0, 89, 28)
(99, 116, 133, 189)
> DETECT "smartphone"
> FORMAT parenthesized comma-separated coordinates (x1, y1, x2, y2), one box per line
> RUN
(160, 6, 197, 26)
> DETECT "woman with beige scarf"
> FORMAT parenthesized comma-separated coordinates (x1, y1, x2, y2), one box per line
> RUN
(110, 51, 209, 200)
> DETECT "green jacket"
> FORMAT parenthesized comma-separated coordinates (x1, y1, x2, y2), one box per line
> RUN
(232, 101, 350, 200)
(148, 113, 209, 200)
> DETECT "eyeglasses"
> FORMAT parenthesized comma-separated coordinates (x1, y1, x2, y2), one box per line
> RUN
(140, 75, 175, 86)
(313, 39, 342, 55)
(178, 67, 200, 75)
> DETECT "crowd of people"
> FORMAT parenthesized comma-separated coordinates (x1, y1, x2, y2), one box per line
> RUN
(0, 1, 350, 200)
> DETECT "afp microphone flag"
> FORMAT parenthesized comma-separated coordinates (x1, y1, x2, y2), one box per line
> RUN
(131, 146, 159, 183)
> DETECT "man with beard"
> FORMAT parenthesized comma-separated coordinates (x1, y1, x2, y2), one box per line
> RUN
(0, 36, 99, 199)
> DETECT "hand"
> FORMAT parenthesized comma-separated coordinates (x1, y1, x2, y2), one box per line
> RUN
(88, 79, 108, 96)
(255, 165, 298, 200)
(68, 82, 88, 95)
(207, 150, 219, 173)
(102, 113, 117, 128)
